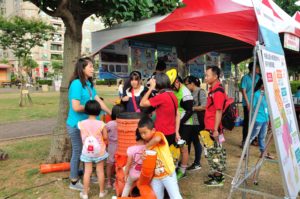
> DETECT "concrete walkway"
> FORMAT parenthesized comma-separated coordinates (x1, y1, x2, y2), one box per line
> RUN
(0, 118, 56, 141)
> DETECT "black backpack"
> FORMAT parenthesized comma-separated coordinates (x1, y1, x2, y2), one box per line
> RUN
(208, 86, 238, 131)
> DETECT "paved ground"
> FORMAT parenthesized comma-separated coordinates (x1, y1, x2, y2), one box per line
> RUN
(0, 118, 56, 141)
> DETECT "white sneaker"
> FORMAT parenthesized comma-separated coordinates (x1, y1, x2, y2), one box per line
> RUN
(99, 190, 108, 198)
(80, 192, 88, 199)
(69, 180, 83, 191)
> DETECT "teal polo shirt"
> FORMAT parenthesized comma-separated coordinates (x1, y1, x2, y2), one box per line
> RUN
(66, 79, 97, 128)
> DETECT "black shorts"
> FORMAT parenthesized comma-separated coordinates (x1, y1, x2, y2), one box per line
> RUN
(179, 125, 193, 144)
(165, 133, 176, 146)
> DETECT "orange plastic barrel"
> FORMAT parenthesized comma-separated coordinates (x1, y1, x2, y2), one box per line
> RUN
(115, 112, 142, 196)
(40, 162, 70, 174)
(116, 112, 142, 156)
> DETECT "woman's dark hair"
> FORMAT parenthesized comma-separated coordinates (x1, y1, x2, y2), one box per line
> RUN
(135, 128, 142, 141)
(155, 60, 166, 72)
(155, 73, 171, 90)
(184, 75, 200, 87)
(206, 65, 221, 79)
(84, 100, 101, 116)
(138, 116, 154, 130)
(124, 71, 142, 92)
(111, 104, 125, 120)
(254, 78, 264, 92)
(69, 57, 94, 88)
(130, 71, 141, 81)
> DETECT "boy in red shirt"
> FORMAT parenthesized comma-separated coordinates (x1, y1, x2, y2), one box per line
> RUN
(203, 66, 227, 187)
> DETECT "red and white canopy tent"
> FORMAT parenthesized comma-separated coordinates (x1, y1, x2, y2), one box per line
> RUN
(91, 0, 300, 65)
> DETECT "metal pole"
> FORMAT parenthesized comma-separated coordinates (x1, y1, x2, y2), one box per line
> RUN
(242, 45, 258, 199)
(228, 90, 264, 199)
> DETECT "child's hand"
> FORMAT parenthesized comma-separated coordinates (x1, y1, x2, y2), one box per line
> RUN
(142, 149, 147, 160)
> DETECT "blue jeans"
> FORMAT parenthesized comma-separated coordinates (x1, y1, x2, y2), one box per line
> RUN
(250, 122, 268, 153)
(67, 124, 82, 180)
(151, 172, 182, 199)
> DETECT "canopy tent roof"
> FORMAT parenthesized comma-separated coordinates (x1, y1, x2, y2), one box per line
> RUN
(92, 0, 300, 65)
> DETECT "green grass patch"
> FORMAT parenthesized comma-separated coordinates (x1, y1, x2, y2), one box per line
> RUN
(3, 137, 50, 160)
(0, 92, 59, 124)
(0, 86, 118, 124)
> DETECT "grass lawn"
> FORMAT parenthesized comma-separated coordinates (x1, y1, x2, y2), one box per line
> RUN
(0, 128, 285, 199)
(0, 85, 118, 124)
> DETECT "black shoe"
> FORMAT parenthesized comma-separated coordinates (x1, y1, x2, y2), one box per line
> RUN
(204, 178, 224, 187)
(187, 163, 202, 171)
(208, 174, 225, 180)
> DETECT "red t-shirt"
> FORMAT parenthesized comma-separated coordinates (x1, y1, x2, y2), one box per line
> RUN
(149, 92, 178, 135)
(204, 82, 226, 131)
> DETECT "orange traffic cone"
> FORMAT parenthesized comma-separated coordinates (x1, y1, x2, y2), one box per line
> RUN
(40, 162, 70, 174)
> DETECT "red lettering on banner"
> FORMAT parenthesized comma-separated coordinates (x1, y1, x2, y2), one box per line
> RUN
(267, 73, 273, 82)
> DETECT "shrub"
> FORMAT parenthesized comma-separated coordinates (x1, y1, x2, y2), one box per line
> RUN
(96, 79, 117, 85)
(37, 80, 53, 86)
(290, 81, 300, 94)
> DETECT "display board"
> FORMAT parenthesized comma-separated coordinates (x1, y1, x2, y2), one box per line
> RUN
(284, 33, 300, 52)
(129, 40, 157, 78)
(188, 55, 205, 78)
(157, 44, 178, 70)
(99, 40, 129, 79)
(252, 0, 300, 197)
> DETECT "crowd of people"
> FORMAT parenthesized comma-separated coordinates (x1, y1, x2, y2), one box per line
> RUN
(66, 57, 269, 199)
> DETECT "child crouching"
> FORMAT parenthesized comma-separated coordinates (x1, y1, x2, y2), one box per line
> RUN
(138, 117, 182, 199)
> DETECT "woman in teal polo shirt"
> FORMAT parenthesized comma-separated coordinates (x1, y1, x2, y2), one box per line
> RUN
(66, 57, 111, 191)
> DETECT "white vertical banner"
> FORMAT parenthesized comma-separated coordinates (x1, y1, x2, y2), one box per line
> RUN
(252, 0, 300, 198)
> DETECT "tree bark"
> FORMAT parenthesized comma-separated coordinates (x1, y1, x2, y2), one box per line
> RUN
(47, 19, 83, 163)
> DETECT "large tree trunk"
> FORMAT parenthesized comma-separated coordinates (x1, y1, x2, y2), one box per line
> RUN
(47, 19, 83, 163)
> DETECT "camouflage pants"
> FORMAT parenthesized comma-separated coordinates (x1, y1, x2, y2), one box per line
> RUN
(207, 142, 226, 173)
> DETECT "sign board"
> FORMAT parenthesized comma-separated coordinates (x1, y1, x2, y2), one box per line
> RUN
(284, 33, 300, 52)
(252, 0, 300, 197)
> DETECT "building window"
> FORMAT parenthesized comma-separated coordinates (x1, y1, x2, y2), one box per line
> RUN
(53, 33, 62, 42)
(51, 44, 62, 51)
(53, 23, 62, 31)
(0, 7, 5, 15)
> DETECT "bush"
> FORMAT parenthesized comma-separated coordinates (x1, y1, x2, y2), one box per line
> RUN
(96, 79, 117, 85)
(37, 80, 53, 86)
(290, 81, 300, 94)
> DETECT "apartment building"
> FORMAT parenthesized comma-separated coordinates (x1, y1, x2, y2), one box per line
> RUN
(0, 0, 104, 78)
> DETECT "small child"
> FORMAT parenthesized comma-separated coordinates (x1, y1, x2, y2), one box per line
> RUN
(106, 104, 125, 188)
(78, 100, 108, 199)
(121, 129, 146, 197)
(138, 117, 182, 199)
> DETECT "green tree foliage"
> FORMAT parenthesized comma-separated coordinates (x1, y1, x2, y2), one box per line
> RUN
(274, 0, 299, 16)
(24, 57, 38, 69)
(100, 0, 184, 27)
(0, 16, 54, 62)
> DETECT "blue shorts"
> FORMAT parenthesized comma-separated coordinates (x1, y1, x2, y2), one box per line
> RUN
(80, 152, 109, 163)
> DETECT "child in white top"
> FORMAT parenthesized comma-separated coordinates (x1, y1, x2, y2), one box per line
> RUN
(78, 100, 108, 199)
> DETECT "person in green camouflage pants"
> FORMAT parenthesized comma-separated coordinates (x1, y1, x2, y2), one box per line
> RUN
(203, 66, 227, 186)
(207, 142, 226, 174)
